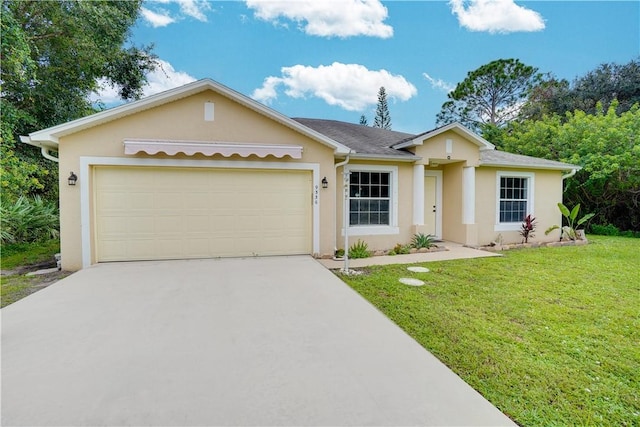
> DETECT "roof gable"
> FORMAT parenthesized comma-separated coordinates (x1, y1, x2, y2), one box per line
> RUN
(21, 79, 350, 154)
(392, 122, 495, 151)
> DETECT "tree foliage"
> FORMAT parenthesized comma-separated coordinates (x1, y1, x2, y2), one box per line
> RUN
(501, 102, 640, 231)
(0, 0, 157, 203)
(359, 115, 368, 126)
(436, 58, 540, 132)
(373, 86, 391, 130)
(522, 59, 640, 120)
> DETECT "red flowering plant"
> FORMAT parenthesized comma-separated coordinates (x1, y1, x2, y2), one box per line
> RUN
(520, 214, 537, 243)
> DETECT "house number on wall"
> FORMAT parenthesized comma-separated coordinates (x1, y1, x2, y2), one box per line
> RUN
(314, 184, 319, 205)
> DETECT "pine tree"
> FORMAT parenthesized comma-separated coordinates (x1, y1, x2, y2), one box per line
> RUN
(373, 86, 391, 130)
(359, 115, 368, 126)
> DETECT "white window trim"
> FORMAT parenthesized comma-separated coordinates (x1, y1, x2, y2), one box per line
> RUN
(495, 171, 535, 232)
(342, 164, 399, 236)
(80, 156, 320, 268)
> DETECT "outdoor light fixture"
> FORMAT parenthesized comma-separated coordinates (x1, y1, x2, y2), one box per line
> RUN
(321, 177, 328, 189)
(68, 171, 78, 186)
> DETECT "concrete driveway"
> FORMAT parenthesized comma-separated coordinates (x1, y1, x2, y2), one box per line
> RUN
(2, 256, 515, 426)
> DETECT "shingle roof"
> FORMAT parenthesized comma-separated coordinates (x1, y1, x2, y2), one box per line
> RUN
(293, 117, 580, 171)
(292, 118, 416, 158)
(480, 150, 580, 170)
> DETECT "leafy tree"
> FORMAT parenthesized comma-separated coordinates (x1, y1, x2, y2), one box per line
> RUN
(523, 59, 640, 120)
(373, 86, 391, 130)
(436, 59, 541, 132)
(502, 102, 640, 232)
(359, 115, 368, 126)
(1, 0, 157, 203)
(519, 75, 572, 121)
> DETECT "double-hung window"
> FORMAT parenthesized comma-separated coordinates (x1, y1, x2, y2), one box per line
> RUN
(349, 171, 390, 225)
(496, 171, 534, 230)
(345, 165, 398, 235)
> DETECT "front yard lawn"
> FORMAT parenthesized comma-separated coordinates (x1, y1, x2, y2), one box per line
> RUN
(339, 236, 639, 426)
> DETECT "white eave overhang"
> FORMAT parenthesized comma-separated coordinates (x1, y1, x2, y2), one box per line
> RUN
(392, 122, 496, 151)
(123, 139, 303, 159)
(479, 160, 582, 171)
(341, 152, 421, 162)
(18, 79, 351, 155)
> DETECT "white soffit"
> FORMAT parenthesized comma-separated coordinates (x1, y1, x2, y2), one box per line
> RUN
(123, 139, 303, 159)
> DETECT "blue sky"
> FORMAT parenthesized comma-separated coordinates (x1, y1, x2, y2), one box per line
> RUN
(95, 0, 640, 133)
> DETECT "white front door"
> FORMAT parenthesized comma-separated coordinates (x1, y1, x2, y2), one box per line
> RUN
(424, 171, 442, 238)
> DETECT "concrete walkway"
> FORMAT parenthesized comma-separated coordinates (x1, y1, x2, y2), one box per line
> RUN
(319, 241, 501, 269)
(2, 256, 514, 426)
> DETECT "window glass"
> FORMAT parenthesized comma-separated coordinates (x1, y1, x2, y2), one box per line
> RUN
(499, 177, 528, 223)
(349, 171, 391, 226)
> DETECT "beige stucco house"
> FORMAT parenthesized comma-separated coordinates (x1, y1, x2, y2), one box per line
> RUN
(21, 79, 580, 271)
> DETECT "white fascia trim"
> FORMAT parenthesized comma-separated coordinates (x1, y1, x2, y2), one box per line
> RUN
(392, 122, 495, 151)
(80, 156, 321, 268)
(24, 79, 351, 154)
(341, 164, 399, 237)
(481, 162, 581, 171)
(348, 153, 420, 162)
(391, 138, 422, 150)
(27, 81, 211, 144)
(494, 171, 535, 232)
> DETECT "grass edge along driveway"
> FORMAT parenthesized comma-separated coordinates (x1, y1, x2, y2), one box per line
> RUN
(338, 236, 639, 426)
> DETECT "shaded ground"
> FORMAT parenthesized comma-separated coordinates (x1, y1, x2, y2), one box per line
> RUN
(1, 260, 71, 308)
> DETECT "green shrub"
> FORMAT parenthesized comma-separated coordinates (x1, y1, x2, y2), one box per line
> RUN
(0, 196, 59, 244)
(411, 233, 436, 249)
(590, 223, 620, 236)
(391, 243, 411, 255)
(619, 230, 640, 238)
(348, 239, 370, 259)
(589, 224, 640, 238)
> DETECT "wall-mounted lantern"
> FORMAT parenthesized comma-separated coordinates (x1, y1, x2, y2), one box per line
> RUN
(321, 177, 328, 189)
(68, 171, 78, 186)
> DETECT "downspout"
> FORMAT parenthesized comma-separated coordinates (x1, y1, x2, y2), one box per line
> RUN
(40, 147, 59, 163)
(562, 168, 577, 180)
(334, 154, 351, 272)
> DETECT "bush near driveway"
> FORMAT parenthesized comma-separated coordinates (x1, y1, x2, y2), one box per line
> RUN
(339, 236, 640, 426)
(0, 196, 59, 244)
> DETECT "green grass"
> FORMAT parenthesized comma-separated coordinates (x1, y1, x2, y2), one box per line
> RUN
(1, 239, 65, 308)
(339, 236, 639, 426)
(1, 239, 60, 270)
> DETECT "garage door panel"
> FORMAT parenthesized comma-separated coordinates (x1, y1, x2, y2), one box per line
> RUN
(95, 167, 312, 261)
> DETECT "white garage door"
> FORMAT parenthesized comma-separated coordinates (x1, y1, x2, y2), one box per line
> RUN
(95, 166, 312, 262)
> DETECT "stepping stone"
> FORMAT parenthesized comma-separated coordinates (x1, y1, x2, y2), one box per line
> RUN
(407, 266, 430, 273)
(399, 277, 425, 286)
(26, 267, 60, 276)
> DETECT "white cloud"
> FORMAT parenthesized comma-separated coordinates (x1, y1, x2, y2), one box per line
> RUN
(90, 59, 197, 104)
(252, 62, 417, 111)
(449, 0, 545, 34)
(141, 0, 211, 27)
(423, 73, 455, 93)
(142, 59, 198, 97)
(245, 0, 393, 38)
(140, 7, 176, 28)
(175, 0, 211, 22)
